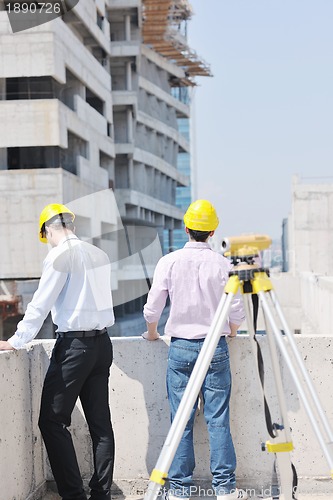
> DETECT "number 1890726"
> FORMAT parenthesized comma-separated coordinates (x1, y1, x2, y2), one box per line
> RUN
(6, 2, 62, 13)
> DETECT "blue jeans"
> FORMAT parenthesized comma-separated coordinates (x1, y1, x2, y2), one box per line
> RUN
(166, 337, 236, 497)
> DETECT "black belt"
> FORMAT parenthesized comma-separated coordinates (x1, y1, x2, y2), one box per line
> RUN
(57, 328, 107, 338)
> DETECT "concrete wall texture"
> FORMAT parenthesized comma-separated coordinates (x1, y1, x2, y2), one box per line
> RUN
(300, 272, 333, 336)
(1, 335, 332, 500)
(287, 177, 333, 276)
(0, 169, 119, 279)
(261, 271, 332, 337)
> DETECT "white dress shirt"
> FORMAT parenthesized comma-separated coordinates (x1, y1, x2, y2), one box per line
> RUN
(8, 236, 115, 349)
(143, 241, 245, 339)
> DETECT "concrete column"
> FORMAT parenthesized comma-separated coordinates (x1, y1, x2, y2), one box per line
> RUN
(0, 79, 6, 100)
(61, 74, 85, 109)
(127, 109, 133, 143)
(126, 61, 132, 91)
(125, 15, 131, 41)
(90, 142, 100, 171)
(0, 149, 7, 170)
(168, 229, 174, 252)
(109, 158, 115, 183)
(128, 157, 134, 189)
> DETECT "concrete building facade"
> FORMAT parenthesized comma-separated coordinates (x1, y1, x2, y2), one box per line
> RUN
(0, 0, 211, 337)
(280, 175, 333, 337)
(283, 175, 333, 276)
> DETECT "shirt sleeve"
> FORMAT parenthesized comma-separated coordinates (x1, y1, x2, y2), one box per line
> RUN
(224, 258, 245, 327)
(229, 291, 246, 326)
(143, 257, 169, 324)
(8, 254, 68, 349)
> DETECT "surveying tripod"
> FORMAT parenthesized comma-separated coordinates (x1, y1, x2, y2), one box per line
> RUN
(144, 253, 333, 500)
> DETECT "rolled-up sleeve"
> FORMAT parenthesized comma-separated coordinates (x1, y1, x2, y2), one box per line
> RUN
(143, 258, 169, 324)
(226, 260, 245, 327)
(229, 291, 245, 326)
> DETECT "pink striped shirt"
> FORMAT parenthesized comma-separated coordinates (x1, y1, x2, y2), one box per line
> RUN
(143, 241, 245, 339)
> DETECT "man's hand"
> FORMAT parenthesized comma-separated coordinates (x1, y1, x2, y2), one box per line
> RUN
(142, 321, 160, 341)
(0, 340, 15, 351)
(228, 322, 240, 338)
(142, 331, 160, 341)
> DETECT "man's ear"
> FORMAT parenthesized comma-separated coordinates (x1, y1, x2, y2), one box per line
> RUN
(185, 227, 189, 234)
(210, 231, 215, 237)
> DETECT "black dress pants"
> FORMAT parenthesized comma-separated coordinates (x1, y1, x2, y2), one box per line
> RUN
(38, 332, 115, 500)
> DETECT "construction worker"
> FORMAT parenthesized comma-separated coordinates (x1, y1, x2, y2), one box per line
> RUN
(142, 200, 248, 500)
(0, 203, 115, 500)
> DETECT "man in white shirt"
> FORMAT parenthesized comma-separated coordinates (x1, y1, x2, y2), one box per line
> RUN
(0, 203, 115, 500)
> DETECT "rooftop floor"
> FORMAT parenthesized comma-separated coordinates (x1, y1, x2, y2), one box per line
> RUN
(42, 478, 333, 500)
(42, 492, 332, 500)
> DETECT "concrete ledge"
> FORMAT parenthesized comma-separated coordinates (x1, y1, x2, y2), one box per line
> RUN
(1, 335, 332, 500)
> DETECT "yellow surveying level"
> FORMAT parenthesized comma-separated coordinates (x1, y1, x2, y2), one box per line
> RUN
(222, 233, 272, 255)
(144, 235, 333, 500)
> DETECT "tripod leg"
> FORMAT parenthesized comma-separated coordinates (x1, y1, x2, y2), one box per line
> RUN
(144, 281, 239, 500)
(242, 294, 295, 500)
(270, 290, 333, 445)
(259, 290, 333, 475)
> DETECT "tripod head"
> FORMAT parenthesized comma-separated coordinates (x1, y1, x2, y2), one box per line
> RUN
(222, 234, 272, 267)
(221, 234, 272, 284)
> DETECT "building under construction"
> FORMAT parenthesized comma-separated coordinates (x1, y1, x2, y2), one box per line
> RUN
(0, 0, 211, 338)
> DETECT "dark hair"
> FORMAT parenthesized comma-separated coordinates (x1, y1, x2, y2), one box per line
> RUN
(41, 213, 74, 238)
(188, 228, 212, 242)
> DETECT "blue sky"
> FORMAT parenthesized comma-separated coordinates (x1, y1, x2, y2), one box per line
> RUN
(188, 0, 333, 240)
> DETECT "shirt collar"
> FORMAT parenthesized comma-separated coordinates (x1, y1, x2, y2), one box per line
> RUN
(58, 235, 79, 246)
(184, 241, 212, 250)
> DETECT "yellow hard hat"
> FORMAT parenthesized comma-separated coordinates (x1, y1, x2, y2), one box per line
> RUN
(183, 199, 219, 231)
(39, 203, 75, 243)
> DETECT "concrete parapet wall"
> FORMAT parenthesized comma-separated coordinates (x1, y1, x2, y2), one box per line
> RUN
(256, 273, 302, 333)
(0, 336, 332, 500)
(0, 345, 46, 500)
(300, 272, 333, 336)
(0, 100, 62, 148)
(288, 178, 333, 276)
(259, 271, 333, 337)
(0, 170, 118, 280)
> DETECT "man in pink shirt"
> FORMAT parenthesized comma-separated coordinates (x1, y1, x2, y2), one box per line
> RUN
(143, 200, 247, 500)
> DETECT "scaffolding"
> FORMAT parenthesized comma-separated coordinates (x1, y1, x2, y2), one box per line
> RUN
(142, 0, 212, 85)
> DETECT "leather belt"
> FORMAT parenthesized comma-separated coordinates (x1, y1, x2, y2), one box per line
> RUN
(57, 328, 107, 338)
